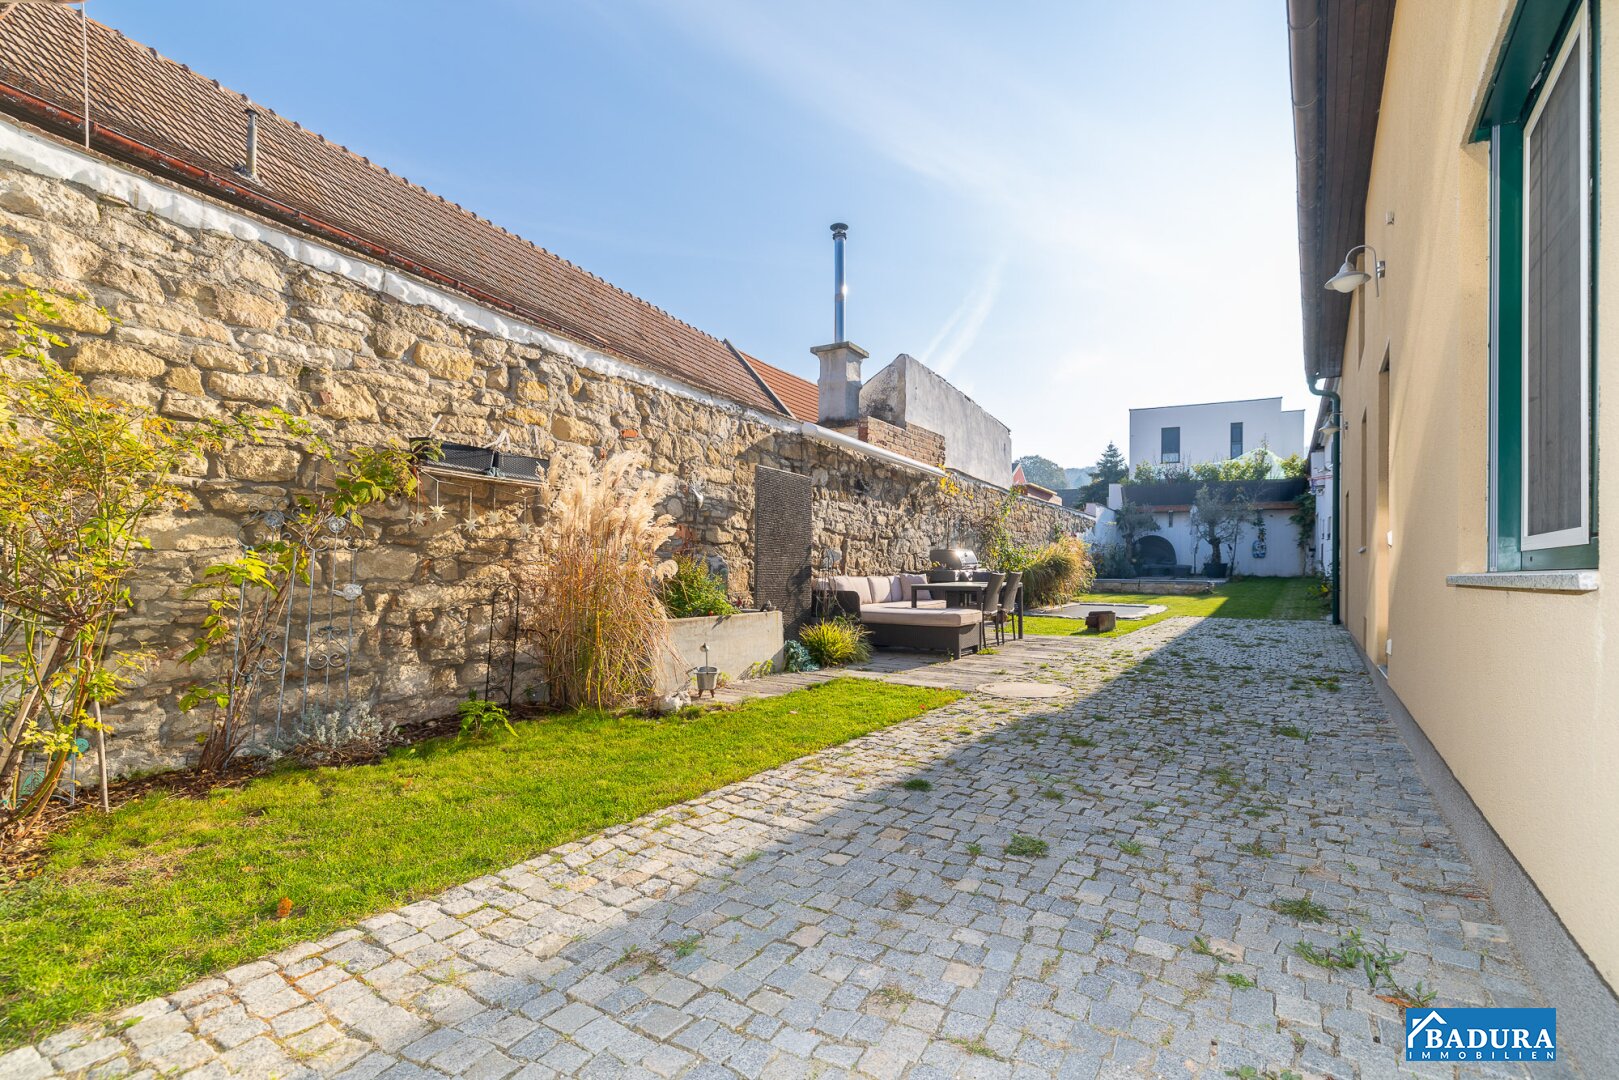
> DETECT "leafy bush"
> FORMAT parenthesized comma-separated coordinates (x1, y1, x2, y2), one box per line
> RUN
(798, 618, 872, 668)
(1095, 542, 1134, 579)
(660, 555, 737, 619)
(782, 640, 820, 673)
(1020, 537, 1095, 606)
(985, 542, 1037, 574)
(457, 693, 514, 739)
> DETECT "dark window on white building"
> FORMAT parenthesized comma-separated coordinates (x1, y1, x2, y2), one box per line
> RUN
(1161, 426, 1181, 464)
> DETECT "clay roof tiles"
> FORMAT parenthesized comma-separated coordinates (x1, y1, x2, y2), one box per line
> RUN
(739, 352, 819, 423)
(0, 5, 785, 415)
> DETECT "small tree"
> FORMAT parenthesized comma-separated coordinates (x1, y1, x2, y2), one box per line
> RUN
(1012, 454, 1066, 490)
(181, 442, 418, 773)
(1111, 498, 1159, 572)
(0, 289, 255, 830)
(975, 491, 1035, 572)
(1190, 485, 1247, 574)
(1078, 442, 1127, 505)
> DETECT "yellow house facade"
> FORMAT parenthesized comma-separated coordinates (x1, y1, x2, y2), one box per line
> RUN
(1289, 0, 1618, 1063)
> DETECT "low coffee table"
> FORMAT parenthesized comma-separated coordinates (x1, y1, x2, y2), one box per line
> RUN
(912, 581, 988, 608)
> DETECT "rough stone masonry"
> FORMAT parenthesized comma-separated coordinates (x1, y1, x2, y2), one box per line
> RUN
(0, 148, 1083, 775)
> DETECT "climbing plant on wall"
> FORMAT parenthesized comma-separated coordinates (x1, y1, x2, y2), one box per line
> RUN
(180, 441, 418, 774)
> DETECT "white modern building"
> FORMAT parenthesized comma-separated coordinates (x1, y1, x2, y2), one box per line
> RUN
(1093, 480, 1311, 579)
(1128, 397, 1306, 470)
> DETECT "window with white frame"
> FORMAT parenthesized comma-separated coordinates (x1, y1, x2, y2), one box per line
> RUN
(1521, 11, 1589, 549)
(1481, 0, 1596, 570)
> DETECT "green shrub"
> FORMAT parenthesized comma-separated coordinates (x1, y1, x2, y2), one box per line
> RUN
(660, 554, 738, 619)
(782, 639, 819, 672)
(1095, 542, 1134, 578)
(457, 692, 514, 738)
(1020, 536, 1096, 606)
(798, 618, 872, 667)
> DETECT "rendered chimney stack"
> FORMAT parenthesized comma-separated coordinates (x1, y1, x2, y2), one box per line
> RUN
(813, 222, 867, 424)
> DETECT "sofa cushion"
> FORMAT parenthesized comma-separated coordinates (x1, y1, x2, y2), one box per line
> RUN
(861, 603, 982, 627)
(896, 573, 927, 600)
(866, 575, 902, 603)
(825, 574, 873, 604)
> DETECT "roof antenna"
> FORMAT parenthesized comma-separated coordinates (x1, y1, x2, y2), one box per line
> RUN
(831, 222, 848, 342)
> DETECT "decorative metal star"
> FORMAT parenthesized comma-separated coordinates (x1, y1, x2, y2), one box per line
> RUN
(428, 503, 448, 521)
(408, 510, 428, 527)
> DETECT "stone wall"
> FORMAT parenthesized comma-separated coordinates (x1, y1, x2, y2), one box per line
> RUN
(0, 145, 1085, 775)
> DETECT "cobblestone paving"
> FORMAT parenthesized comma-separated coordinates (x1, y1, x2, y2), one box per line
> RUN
(3, 619, 1564, 1080)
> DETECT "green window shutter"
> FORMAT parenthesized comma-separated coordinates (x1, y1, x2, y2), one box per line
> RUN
(1485, 0, 1598, 571)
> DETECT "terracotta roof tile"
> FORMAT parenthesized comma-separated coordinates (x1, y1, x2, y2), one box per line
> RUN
(0, 6, 784, 415)
(740, 352, 819, 423)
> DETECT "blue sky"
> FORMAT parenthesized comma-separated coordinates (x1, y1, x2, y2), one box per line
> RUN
(89, 0, 1307, 473)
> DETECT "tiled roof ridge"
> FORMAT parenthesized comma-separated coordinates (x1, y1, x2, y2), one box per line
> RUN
(0, 6, 779, 413)
(81, 15, 736, 353)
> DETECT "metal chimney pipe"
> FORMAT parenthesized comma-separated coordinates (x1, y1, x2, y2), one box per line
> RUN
(244, 107, 259, 180)
(831, 222, 848, 342)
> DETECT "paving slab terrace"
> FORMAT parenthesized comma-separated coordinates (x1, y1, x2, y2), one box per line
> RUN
(709, 632, 1097, 702)
(1, 618, 1571, 1080)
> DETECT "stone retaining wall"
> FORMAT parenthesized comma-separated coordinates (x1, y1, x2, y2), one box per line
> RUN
(0, 149, 1085, 775)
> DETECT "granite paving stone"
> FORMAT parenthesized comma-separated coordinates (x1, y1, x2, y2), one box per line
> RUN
(14, 619, 1558, 1077)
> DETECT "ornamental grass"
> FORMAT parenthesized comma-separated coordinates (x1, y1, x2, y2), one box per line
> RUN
(516, 453, 675, 709)
(1020, 536, 1096, 607)
(798, 617, 873, 668)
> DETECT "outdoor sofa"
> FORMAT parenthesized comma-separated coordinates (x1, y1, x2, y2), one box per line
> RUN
(813, 574, 983, 658)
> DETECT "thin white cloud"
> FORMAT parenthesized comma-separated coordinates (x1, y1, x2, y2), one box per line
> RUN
(602, 0, 1308, 461)
(622, 3, 1143, 260)
(920, 255, 1005, 377)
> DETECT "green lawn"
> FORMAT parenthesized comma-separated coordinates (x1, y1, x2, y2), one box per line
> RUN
(0, 679, 959, 1047)
(1023, 577, 1326, 638)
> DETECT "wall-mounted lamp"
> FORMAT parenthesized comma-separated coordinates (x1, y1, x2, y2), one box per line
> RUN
(1324, 244, 1384, 297)
(1318, 420, 1341, 438)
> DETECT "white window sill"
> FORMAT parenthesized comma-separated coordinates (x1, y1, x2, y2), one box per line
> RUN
(1445, 570, 1599, 593)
